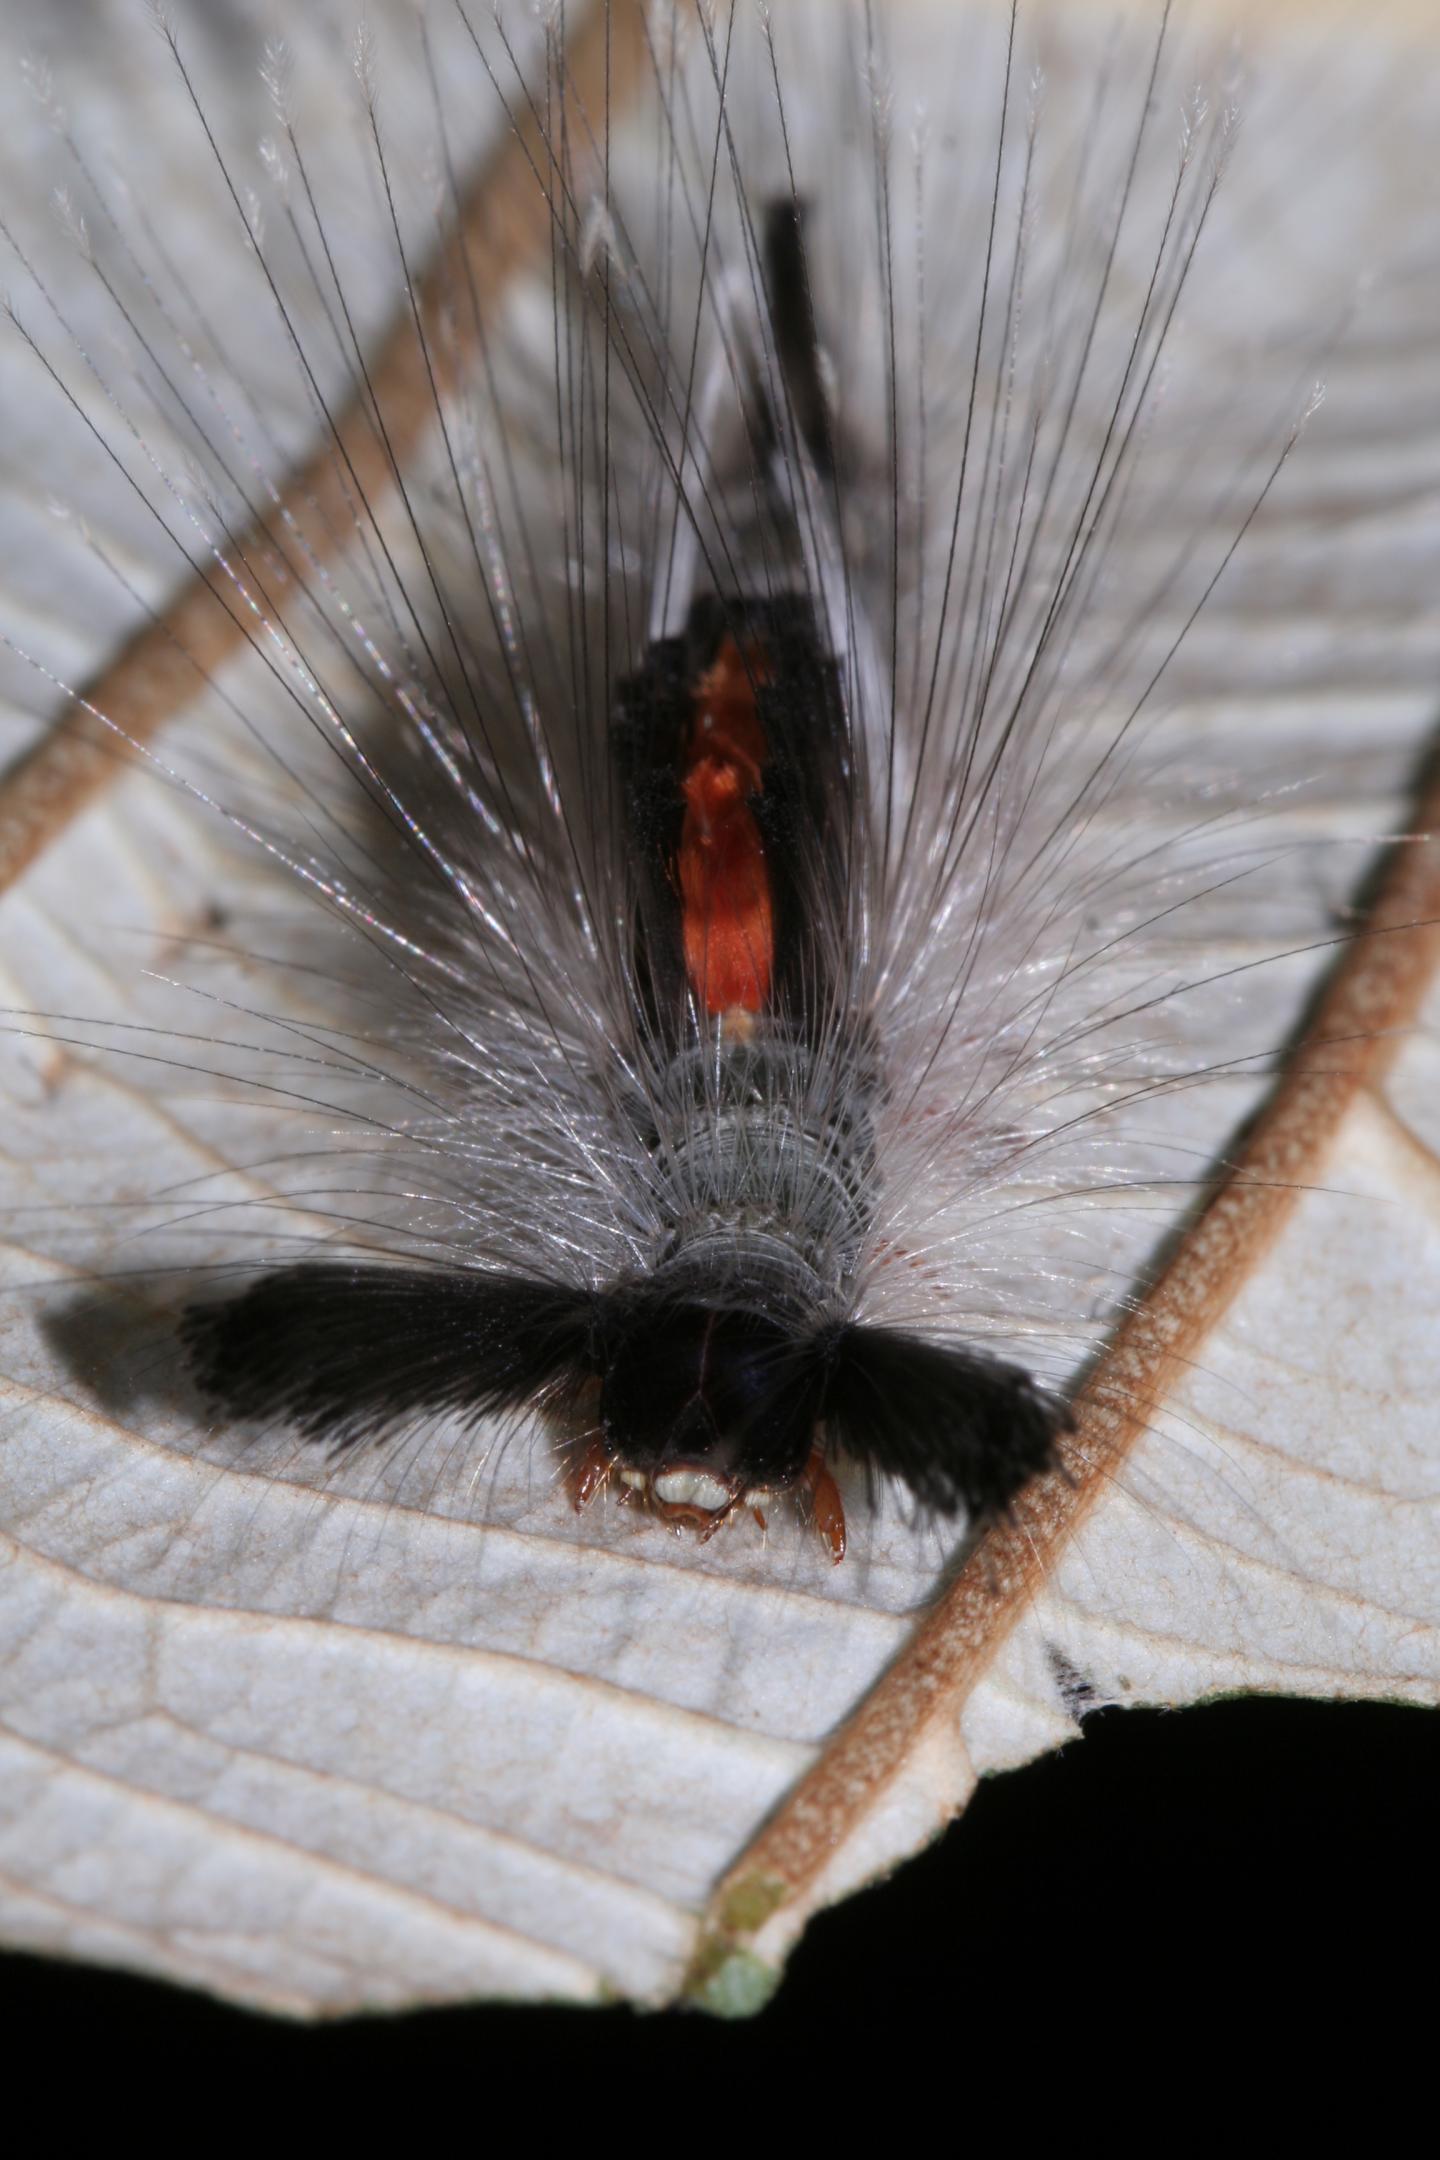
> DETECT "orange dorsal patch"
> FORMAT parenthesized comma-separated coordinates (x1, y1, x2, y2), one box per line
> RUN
(678, 634, 774, 1016)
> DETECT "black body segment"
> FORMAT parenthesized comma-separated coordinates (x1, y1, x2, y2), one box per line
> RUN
(598, 1293, 827, 1492)
(820, 1324, 1073, 1517)
(761, 198, 835, 480)
(185, 1256, 1069, 1530)
(185, 1265, 597, 1448)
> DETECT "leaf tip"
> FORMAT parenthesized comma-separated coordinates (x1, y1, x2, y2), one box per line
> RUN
(684, 1941, 782, 2019)
(682, 1873, 791, 2015)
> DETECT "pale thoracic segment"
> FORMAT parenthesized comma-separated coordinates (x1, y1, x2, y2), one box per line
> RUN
(639, 1028, 880, 1297)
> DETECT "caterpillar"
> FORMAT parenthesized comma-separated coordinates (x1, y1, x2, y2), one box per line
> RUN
(1, 0, 1403, 1569)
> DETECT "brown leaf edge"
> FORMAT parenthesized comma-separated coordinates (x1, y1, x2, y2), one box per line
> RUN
(0, 0, 648, 890)
(687, 746, 1440, 2014)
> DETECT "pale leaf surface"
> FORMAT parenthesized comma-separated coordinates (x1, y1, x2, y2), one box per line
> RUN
(1, 0, 1437, 2014)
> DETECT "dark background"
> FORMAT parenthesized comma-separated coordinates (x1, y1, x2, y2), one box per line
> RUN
(3, 1694, 1432, 2080)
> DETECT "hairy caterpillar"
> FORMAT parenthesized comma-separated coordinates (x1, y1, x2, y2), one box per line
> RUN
(2, 0, 1438, 2021)
(4, 0, 1327, 1551)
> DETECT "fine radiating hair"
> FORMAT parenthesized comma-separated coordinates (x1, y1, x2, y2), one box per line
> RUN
(2, 0, 1387, 1564)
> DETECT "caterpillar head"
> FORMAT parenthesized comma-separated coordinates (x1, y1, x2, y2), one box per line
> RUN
(597, 1297, 827, 1536)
